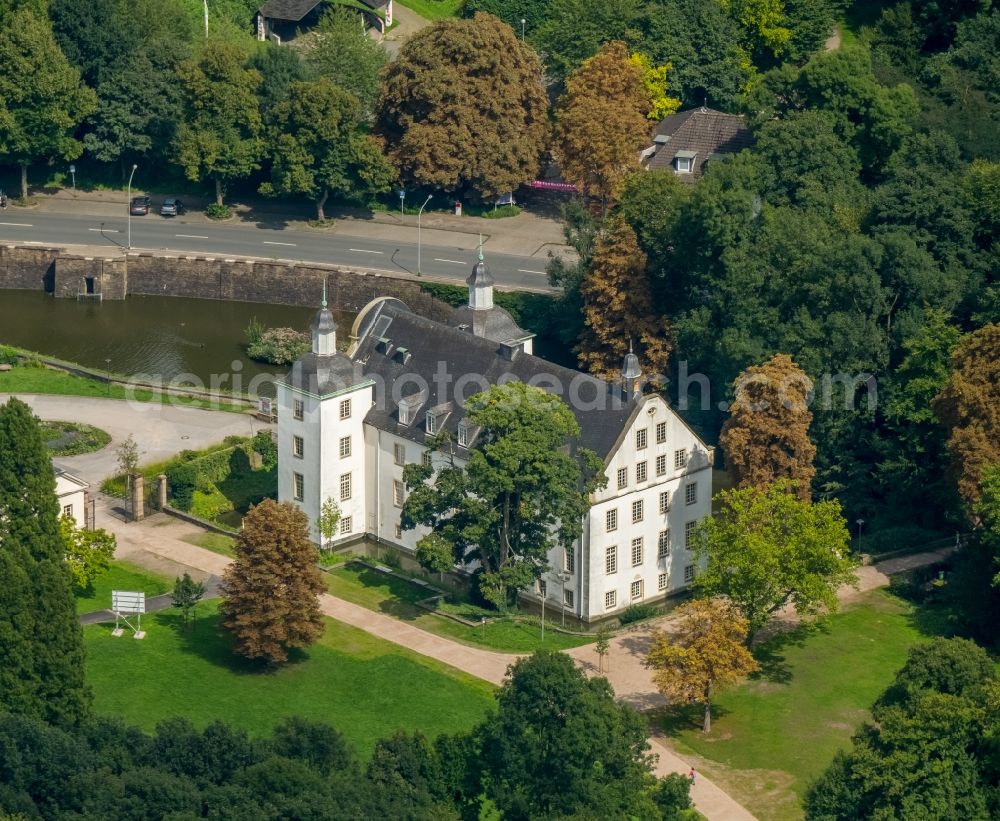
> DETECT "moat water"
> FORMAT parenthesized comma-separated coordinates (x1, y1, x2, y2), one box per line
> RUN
(0, 289, 353, 393)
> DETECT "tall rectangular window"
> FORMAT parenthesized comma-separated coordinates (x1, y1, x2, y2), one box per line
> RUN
(632, 499, 644, 523)
(340, 515, 352, 534)
(656, 454, 667, 476)
(564, 589, 574, 608)
(339, 472, 352, 501)
(63, 504, 74, 519)
(636, 428, 648, 450)
(658, 572, 668, 591)
(674, 448, 687, 469)
(685, 520, 697, 548)
(426, 412, 438, 434)
(617, 467, 628, 489)
(292, 435, 304, 458)
(538, 580, 547, 597)
(656, 421, 667, 444)
(658, 530, 670, 557)
(422, 451, 432, 468)
(339, 398, 352, 420)
(685, 482, 698, 506)
(631, 537, 643, 567)
(684, 564, 695, 583)
(605, 590, 616, 610)
(395, 523, 403, 539)
(606, 509, 618, 532)
(393, 480, 405, 507)
(605, 545, 618, 575)
(636, 461, 647, 483)
(293, 472, 304, 501)
(394, 443, 406, 466)
(630, 580, 643, 601)
(293, 399, 304, 421)
(659, 491, 670, 514)
(564, 545, 575, 574)
(457, 420, 469, 447)
(339, 435, 351, 459)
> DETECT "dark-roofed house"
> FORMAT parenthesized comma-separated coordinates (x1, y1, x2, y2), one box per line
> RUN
(276, 255, 713, 623)
(255, 0, 392, 42)
(642, 106, 753, 180)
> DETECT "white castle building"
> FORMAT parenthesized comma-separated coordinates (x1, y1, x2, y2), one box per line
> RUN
(277, 253, 714, 623)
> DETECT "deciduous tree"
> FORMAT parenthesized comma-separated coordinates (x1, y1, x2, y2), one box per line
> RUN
(933, 323, 1000, 515)
(220, 499, 325, 665)
(0, 8, 97, 199)
(402, 383, 605, 609)
(646, 598, 759, 732)
(171, 572, 206, 630)
(475, 651, 659, 819)
(174, 40, 263, 207)
(628, 51, 681, 120)
(692, 482, 855, 642)
(719, 354, 817, 499)
(376, 13, 547, 200)
(576, 216, 671, 380)
(0, 398, 91, 725)
(552, 41, 651, 204)
(307, 7, 388, 115)
(261, 79, 394, 220)
(60, 516, 116, 590)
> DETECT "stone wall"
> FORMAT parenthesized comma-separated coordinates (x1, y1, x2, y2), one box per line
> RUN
(0, 243, 452, 321)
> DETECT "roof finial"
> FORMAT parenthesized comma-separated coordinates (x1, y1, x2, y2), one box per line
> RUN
(629, 338, 634, 354)
(321, 277, 328, 309)
(478, 233, 484, 262)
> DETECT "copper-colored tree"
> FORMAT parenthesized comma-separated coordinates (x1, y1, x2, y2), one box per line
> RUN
(719, 354, 816, 500)
(375, 13, 548, 200)
(933, 323, 1000, 516)
(220, 499, 325, 665)
(645, 598, 759, 733)
(577, 216, 671, 380)
(552, 41, 651, 203)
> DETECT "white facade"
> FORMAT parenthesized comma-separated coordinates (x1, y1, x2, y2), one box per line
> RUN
(54, 466, 88, 523)
(279, 277, 713, 623)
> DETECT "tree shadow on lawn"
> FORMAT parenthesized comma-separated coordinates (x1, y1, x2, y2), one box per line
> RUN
(655, 702, 733, 737)
(157, 611, 313, 675)
(750, 621, 829, 686)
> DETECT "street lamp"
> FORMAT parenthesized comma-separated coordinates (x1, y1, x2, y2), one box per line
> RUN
(105, 358, 112, 395)
(520, 18, 525, 40)
(416, 194, 432, 274)
(558, 571, 570, 626)
(856, 518, 865, 553)
(126, 164, 138, 250)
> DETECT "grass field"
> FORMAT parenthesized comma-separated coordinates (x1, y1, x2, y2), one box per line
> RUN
(75, 560, 173, 614)
(397, 0, 462, 20)
(85, 604, 495, 755)
(325, 564, 593, 652)
(0, 365, 242, 411)
(663, 592, 927, 821)
(182, 531, 236, 558)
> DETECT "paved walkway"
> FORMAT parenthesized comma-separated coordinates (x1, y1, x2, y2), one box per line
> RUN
(2, 394, 258, 486)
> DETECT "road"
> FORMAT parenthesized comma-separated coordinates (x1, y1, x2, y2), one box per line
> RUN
(0, 210, 557, 292)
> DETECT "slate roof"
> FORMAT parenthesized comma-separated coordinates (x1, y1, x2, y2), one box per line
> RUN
(258, 0, 324, 22)
(646, 107, 753, 179)
(282, 352, 369, 398)
(446, 305, 532, 344)
(353, 301, 641, 460)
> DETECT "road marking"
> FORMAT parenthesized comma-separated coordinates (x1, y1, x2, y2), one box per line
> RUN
(0, 222, 32, 227)
(349, 248, 383, 254)
(263, 240, 296, 247)
(434, 258, 466, 265)
(88, 227, 119, 233)
(176, 234, 209, 239)
(518, 268, 547, 275)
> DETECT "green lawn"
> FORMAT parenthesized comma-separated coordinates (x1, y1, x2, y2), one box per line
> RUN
(75, 560, 173, 615)
(397, 0, 462, 20)
(182, 531, 236, 558)
(0, 366, 243, 411)
(663, 591, 928, 821)
(41, 420, 112, 456)
(325, 564, 593, 652)
(85, 604, 495, 756)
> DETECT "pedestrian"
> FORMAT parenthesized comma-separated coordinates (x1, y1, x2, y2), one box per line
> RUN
(688, 767, 696, 785)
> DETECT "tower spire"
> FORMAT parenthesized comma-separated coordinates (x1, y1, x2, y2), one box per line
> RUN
(478, 233, 484, 262)
(322, 277, 328, 309)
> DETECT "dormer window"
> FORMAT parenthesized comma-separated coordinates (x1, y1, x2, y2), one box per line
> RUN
(457, 420, 469, 447)
(398, 393, 424, 426)
(426, 411, 439, 434)
(674, 150, 697, 174)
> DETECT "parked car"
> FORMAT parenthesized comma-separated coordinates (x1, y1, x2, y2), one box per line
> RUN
(129, 196, 151, 216)
(160, 198, 186, 217)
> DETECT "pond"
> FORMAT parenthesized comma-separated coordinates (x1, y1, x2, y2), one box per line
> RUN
(0, 290, 354, 395)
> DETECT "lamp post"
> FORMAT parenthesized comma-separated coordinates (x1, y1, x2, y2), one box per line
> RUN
(856, 518, 865, 553)
(540, 582, 545, 643)
(416, 194, 432, 274)
(105, 358, 112, 395)
(126, 163, 138, 250)
(558, 571, 570, 626)
(520, 18, 525, 40)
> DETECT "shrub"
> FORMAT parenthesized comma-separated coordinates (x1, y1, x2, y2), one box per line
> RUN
(205, 203, 231, 220)
(252, 431, 277, 469)
(190, 486, 235, 521)
(0, 344, 20, 364)
(618, 603, 659, 626)
(245, 317, 265, 347)
(247, 328, 310, 365)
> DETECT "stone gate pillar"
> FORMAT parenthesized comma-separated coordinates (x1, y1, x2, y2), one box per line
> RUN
(157, 474, 168, 509)
(131, 474, 145, 522)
